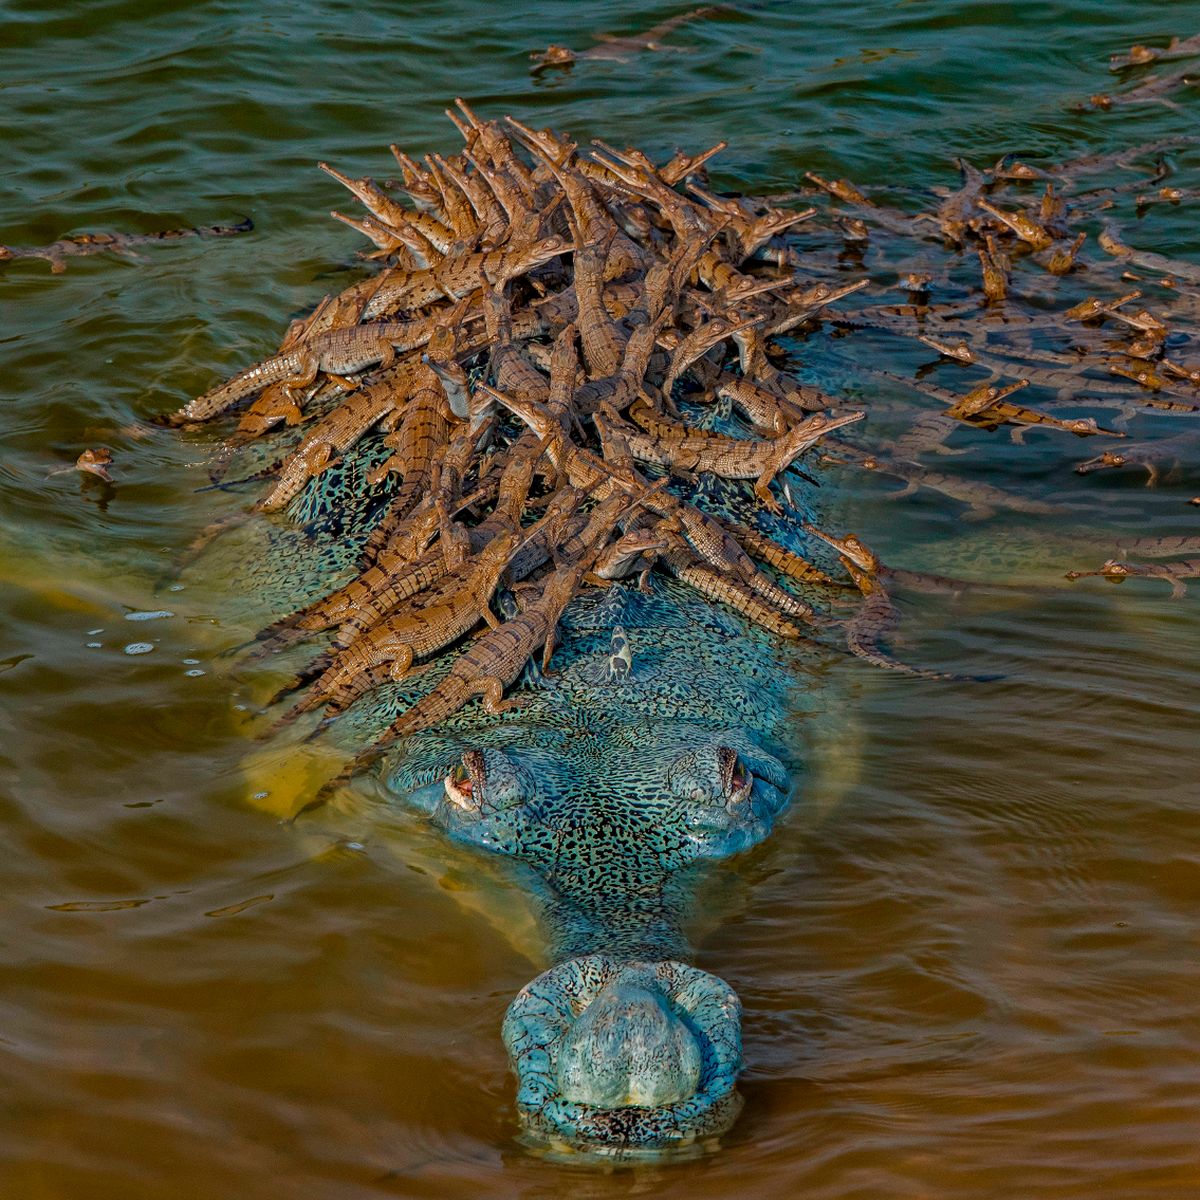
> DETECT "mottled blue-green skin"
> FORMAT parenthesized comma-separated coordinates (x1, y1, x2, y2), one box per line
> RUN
(374, 481, 811, 1147)
(390, 574, 796, 1152)
(389, 576, 795, 963)
(236, 418, 817, 1153)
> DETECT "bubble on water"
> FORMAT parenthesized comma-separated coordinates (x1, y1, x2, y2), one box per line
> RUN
(86, 642, 103, 649)
(182, 658, 200, 665)
(233, 703, 247, 711)
(125, 610, 175, 622)
(123, 642, 155, 655)
(253, 790, 269, 800)
(168, 583, 185, 592)
(185, 668, 205, 677)
(87, 628, 104, 636)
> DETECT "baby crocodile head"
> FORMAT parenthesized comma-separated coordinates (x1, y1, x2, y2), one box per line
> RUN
(1075, 448, 1130, 474)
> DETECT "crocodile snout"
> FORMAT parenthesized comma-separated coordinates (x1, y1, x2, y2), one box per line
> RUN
(503, 954, 743, 1153)
(555, 969, 703, 1108)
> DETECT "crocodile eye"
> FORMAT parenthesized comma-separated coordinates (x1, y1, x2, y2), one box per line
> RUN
(667, 745, 753, 808)
(445, 748, 532, 815)
(717, 746, 754, 807)
(444, 750, 483, 812)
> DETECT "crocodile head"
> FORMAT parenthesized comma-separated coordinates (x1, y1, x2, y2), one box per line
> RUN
(390, 721, 790, 1154)
(502, 953, 743, 1154)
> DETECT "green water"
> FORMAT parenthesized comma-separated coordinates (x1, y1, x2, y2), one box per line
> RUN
(2, 2, 1198, 1197)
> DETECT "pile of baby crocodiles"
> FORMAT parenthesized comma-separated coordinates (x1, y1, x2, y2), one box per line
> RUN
(174, 99, 1198, 1154)
(176, 103, 882, 780)
(176, 105, 1200, 753)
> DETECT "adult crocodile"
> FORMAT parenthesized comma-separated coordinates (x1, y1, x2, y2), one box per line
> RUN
(177, 100, 1171, 1158)
(206, 431, 817, 1156)
(377, 525, 801, 1153)
(174, 99, 848, 1153)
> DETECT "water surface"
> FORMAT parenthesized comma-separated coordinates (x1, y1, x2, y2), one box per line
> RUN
(2, 2, 1198, 1197)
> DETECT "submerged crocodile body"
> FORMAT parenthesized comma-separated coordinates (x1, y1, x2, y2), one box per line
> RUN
(177, 98, 1196, 1158)
(217, 433, 813, 1155)
(383, 538, 800, 1150)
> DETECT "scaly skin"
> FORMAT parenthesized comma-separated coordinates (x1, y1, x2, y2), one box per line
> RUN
(1065, 556, 1200, 598)
(595, 406, 866, 513)
(685, 182, 816, 262)
(454, 99, 538, 208)
(715, 375, 814, 435)
(210, 287, 377, 479)
(659, 531, 814, 641)
(286, 489, 583, 715)
(569, 232, 631, 379)
(319, 160, 420, 234)
(327, 436, 551, 651)
(423, 153, 482, 242)
(252, 500, 449, 653)
(956, 397, 1126, 440)
(178, 318, 442, 423)
(360, 236, 567, 320)
(661, 314, 758, 397)
(379, 586, 795, 1153)
(514, 138, 653, 281)
(486, 383, 817, 626)
(257, 365, 414, 513)
(331, 490, 634, 777)
(274, 526, 522, 727)
(0, 217, 252, 273)
(713, 513, 841, 587)
(731, 325, 844, 413)
(359, 368, 456, 558)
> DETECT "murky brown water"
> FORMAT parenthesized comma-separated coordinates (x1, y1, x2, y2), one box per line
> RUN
(3, 2, 1199, 1196)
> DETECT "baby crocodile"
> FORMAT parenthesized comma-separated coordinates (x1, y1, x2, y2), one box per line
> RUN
(177, 318, 453, 424)
(830, 444, 1060, 521)
(530, 5, 728, 72)
(1075, 430, 1200, 484)
(1065, 557, 1200, 598)
(0, 217, 251, 273)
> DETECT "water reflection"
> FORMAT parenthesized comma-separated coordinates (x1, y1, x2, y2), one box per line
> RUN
(3, 0, 1199, 1196)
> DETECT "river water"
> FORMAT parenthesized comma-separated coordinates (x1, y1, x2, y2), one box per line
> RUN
(2, 2, 1198, 1196)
